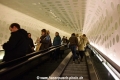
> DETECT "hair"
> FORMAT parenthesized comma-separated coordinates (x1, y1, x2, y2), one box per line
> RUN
(72, 33, 75, 36)
(83, 34, 86, 37)
(28, 33, 31, 36)
(41, 29, 46, 33)
(10, 23, 20, 29)
(56, 32, 59, 35)
(46, 30, 50, 34)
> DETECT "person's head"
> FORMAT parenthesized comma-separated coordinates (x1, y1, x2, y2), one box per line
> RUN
(83, 34, 86, 37)
(55, 32, 59, 36)
(71, 33, 75, 36)
(9, 23, 20, 32)
(66, 37, 67, 39)
(28, 33, 31, 38)
(41, 29, 46, 36)
(63, 36, 65, 38)
(46, 30, 50, 35)
(76, 34, 79, 37)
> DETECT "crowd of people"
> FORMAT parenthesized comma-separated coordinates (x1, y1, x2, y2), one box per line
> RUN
(69, 33, 89, 64)
(2, 23, 89, 63)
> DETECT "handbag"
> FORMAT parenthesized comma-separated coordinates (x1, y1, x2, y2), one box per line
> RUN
(36, 43, 41, 52)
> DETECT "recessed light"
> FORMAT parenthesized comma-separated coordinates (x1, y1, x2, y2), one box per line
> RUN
(32, 3, 37, 5)
(39, 8, 42, 10)
(38, 2, 41, 4)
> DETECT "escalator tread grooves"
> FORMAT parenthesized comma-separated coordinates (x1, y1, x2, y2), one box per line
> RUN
(61, 51, 90, 80)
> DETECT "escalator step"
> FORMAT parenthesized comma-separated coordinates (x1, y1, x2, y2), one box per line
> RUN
(63, 70, 88, 74)
(62, 74, 89, 80)
(61, 57, 89, 80)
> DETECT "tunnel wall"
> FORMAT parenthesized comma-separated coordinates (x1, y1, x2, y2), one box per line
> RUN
(0, 4, 70, 50)
(85, 0, 120, 66)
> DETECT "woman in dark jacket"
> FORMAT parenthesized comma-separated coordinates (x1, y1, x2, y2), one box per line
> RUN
(53, 32, 61, 60)
(39, 29, 51, 50)
(53, 32, 61, 46)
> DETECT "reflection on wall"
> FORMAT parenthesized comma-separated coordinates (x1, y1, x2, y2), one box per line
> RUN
(84, 0, 120, 66)
(0, 4, 70, 50)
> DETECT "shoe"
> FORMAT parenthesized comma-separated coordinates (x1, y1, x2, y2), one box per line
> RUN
(77, 59, 80, 64)
(81, 59, 83, 62)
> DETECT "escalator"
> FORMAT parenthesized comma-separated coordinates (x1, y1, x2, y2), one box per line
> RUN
(0, 45, 67, 80)
(61, 58, 90, 80)
(49, 47, 117, 80)
(49, 49, 91, 80)
(89, 51, 115, 80)
(17, 49, 71, 80)
(0, 44, 118, 80)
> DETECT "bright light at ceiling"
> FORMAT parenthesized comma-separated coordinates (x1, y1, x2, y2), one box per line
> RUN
(38, 2, 41, 4)
(32, 3, 37, 5)
(49, 10, 56, 17)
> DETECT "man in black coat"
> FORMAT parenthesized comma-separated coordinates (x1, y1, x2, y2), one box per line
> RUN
(2, 23, 29, 62)
(28, 33, 35, 53)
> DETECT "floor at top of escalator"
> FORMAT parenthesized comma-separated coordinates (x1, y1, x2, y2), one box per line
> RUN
(17, 49, 71, 80)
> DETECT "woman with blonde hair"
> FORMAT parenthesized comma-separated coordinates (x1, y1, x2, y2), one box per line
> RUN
(78, 34, 89, 61)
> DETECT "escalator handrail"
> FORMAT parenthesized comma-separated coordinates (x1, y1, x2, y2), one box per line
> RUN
(0, 47, 59, 75)
(0, 45, 64, 75)
(0, 44, 65, 68)
(0, 50, 4, 51)
(89, 44, 120, 73)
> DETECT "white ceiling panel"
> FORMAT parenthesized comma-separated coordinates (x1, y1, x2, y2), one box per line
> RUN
(0, 0, 87, 34)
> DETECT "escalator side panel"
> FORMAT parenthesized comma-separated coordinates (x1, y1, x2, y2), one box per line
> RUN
(0, 52, 50, 80)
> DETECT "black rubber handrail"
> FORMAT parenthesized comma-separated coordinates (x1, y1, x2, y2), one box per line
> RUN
(0, 48, 55, 74)
(0, 46, 65, 80)
(0, 45, 65, 68)
(88, 44, 120, 73)
(0, 45, 64, 75)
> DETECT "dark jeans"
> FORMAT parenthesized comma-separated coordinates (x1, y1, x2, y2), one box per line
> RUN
(60, 50, 64, 58)
(79, 51, 84, 60)
(70, 46, 78, 61)
(53, 48, 60, 61)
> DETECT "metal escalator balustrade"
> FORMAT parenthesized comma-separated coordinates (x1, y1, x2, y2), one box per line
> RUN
(88, 44, 120, 80)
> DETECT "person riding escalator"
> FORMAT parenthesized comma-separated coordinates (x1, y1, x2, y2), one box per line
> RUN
(2, 23, 29, 62)
(27, 33, 35, 53)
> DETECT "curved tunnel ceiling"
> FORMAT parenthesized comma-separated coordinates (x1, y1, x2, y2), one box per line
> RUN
(0, 0, 86, 34)
(0, 0, 120, 66)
